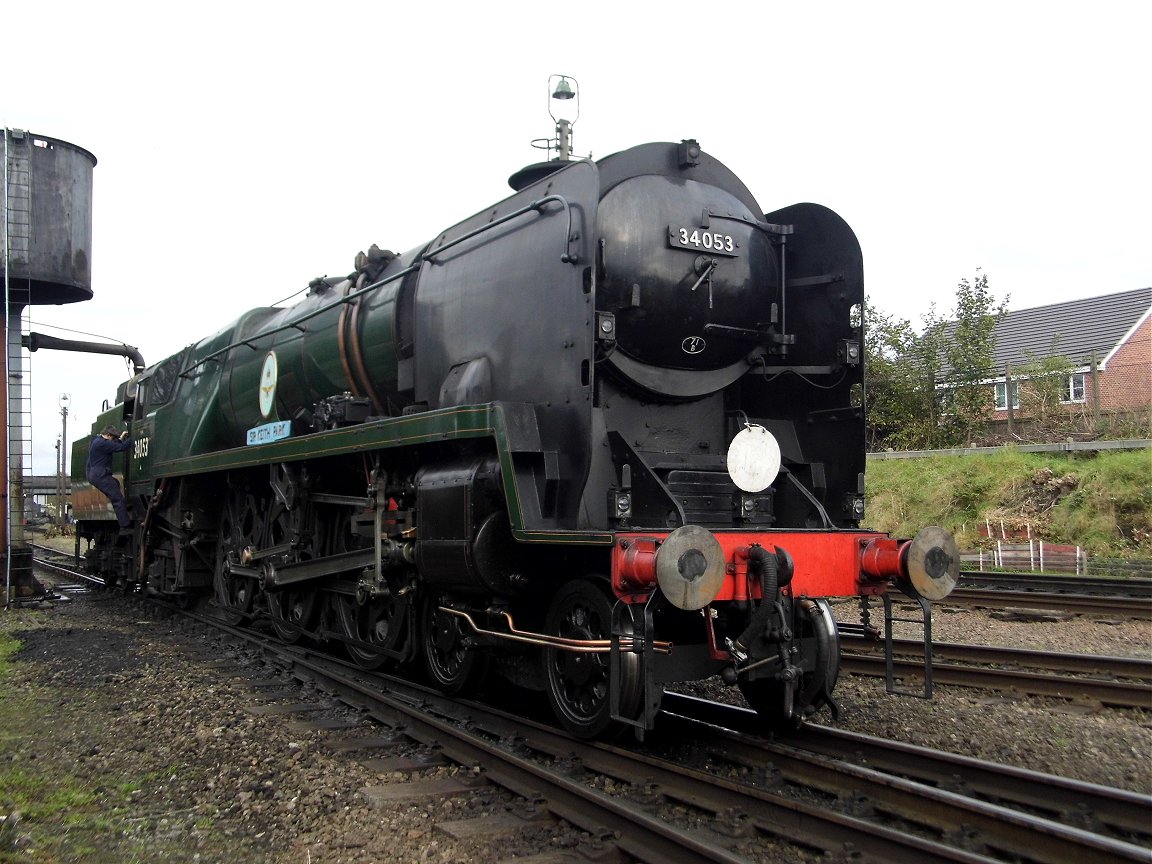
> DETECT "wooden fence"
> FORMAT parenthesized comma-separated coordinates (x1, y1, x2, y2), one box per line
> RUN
(962, 541, 1085, 574)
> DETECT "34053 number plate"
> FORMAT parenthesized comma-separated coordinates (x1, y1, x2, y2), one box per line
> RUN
(668, 225, 740, 256)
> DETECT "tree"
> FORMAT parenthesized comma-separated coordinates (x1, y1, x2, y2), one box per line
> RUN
(863, 300, 937, 450)
(1009, 352, 1080, 438)
(935, 271, 1008, 446)
(865, 271, 1007, 450)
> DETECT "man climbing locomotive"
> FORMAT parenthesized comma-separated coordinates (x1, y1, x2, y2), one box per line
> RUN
(85, 425, 132, 533)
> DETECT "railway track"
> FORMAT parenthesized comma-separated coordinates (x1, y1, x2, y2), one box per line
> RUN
(203, 613, 1152, 863)
(960, 570, 1152, 598)
(30, 552, 1152, 863)
(943, 587, 1151, 619)
(661, 692, 1152, 857)
(839, 637, 1152, 709)
(30, 543, 103, 589)
(944, 569, 1152, 619)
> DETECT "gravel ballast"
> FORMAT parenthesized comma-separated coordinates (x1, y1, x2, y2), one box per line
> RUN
(823, 597, 1152, 790)
(1, 577, 1148, 862)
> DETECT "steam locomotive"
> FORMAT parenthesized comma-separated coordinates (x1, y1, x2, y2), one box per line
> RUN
(70, 138, 958, 737)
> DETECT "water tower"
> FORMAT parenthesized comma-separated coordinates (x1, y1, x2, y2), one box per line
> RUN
(1, 128, 96, 601)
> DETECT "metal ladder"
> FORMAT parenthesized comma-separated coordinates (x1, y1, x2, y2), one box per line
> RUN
(3, 127, 36, 604)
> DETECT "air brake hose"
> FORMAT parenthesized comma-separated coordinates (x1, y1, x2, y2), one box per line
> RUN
(736, 545, 778, 650)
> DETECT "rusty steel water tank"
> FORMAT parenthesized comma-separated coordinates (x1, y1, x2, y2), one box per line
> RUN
(2, 128, 97, 305)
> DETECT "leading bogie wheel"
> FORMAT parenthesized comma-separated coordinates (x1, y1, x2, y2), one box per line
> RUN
(738, 596, 840, 733)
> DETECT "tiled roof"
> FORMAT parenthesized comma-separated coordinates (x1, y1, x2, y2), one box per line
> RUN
(983, 288, 1150, 372)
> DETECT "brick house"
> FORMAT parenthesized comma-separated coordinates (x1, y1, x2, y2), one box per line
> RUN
(987, 287, 1150, 437)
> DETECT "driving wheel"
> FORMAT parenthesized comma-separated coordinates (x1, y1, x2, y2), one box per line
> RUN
(213, 487, 262, 625)
(265, 504, 319, 643)
(332, 592, 407, 669)
(543, 579, 641, 739)
(421, 593, 487, 695)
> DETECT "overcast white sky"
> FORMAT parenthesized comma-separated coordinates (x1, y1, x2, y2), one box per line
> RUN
(4, 0, 1150, 476)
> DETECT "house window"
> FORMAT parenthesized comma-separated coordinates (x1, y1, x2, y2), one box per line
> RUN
(994, 381, 1020, 410)
(1062, 372, 1087, 404)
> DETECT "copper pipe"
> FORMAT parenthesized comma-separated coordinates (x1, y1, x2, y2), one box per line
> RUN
(442, 607, 673, 655)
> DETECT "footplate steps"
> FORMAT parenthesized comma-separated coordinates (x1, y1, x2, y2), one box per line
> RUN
(882, 592, 934, 698)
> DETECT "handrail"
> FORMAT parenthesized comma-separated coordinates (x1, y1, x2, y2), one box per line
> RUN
(178, 262, 418, 378)
(178, 194, 575, 378)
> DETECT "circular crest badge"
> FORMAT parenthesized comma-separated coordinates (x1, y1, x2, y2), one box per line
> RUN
(258, 351, 278, 418)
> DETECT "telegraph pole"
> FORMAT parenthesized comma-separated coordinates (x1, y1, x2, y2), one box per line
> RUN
(58, 393, 68, 530)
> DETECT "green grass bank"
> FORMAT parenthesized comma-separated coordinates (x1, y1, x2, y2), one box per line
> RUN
(864, 448, 1152, 557)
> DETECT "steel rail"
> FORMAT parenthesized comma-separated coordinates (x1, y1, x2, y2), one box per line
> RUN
(960, 571, 1152, 598)
(661, 692, 1152, 849)
(652, 710, 1151, 864)
(799, 724, 1152, 842)
(944, 588, 1151, 619)
(839, 653, 1152, 709)
(842, 635, 1152, 680)
(30, 545, 104, 589)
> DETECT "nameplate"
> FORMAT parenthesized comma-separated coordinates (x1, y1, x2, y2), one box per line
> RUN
(246, 420, 291, 446)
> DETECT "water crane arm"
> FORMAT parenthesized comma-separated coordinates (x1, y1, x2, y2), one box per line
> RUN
(22, 332, 145, 375)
